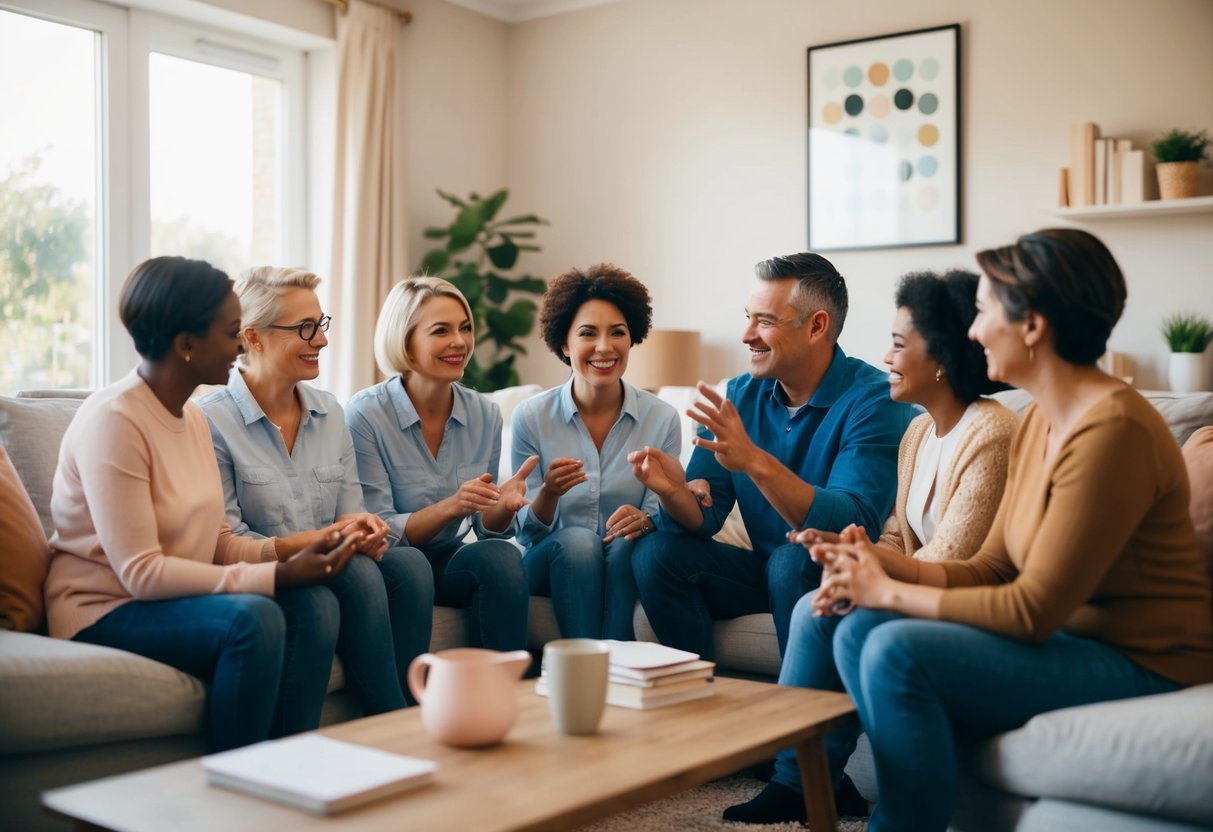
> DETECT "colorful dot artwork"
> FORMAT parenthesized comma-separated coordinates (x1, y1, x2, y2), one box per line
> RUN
(808, 25, 958, 249)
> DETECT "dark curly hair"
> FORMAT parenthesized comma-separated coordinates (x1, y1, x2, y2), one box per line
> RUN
(119, 256, 233, 361)
(975, 228, 1125, 365)
(895, 269, 1009, 404)
(539, 263, 653, 365)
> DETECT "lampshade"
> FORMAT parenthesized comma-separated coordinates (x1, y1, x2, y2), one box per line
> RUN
(628, 329, 702, 391)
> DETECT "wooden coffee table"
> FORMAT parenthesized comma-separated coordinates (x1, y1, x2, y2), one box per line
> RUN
(43, 677, 855, 832)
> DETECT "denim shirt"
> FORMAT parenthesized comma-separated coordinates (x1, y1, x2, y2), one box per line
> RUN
(511, 379, 681, 548)
(660, 345, 915, 558)
(344, 377, 506, 550)
(199, 368, 365, 539)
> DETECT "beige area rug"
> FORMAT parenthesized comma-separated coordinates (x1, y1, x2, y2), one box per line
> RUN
(576, 775, 868, 831)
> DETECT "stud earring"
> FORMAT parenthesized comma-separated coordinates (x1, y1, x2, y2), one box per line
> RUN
(935, 367, 943, 382)
(184, 353, 191, 363)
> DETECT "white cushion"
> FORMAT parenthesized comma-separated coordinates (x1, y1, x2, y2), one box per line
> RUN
(977, 684, 1213, 825)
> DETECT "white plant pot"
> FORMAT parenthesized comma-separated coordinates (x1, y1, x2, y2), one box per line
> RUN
(1168, 352, 1208, 393)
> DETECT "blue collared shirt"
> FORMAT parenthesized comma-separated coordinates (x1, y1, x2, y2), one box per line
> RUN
(199, 368, 365, 539)
(511, 379, 681, 548)
(660, 345, 915, 558)
(344, 377, 505, 550)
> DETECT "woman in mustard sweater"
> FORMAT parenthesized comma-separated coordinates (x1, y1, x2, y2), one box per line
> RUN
(727, 229, 1213, 830)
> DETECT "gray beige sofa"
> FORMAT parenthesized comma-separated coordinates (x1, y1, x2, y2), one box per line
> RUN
(3, 385, 1211, 831)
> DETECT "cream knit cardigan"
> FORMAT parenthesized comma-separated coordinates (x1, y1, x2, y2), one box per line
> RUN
(877, 397, 1018, 563)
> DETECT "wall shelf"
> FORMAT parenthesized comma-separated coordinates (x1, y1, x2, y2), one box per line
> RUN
(1053, 195, 1213, 220)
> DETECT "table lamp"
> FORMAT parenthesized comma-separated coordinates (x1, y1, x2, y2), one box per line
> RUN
(627, 329, 701, 391)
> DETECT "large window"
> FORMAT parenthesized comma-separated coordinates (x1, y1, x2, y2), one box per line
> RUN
(0, 8, 100, 392)
(0, 0, 312, 394)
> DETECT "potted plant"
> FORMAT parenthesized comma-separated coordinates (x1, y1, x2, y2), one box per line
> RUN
(418, 189, 549, 391)
(1161, 312, 1213, 392)
(1151, 128, 1209, 200)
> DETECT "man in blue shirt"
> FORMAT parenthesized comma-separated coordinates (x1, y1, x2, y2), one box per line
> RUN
(631, 253, 915, 659)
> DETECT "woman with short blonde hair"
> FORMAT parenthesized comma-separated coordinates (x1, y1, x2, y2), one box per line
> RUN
(200, 265, 435, 713)
(347, 277, 533, 651)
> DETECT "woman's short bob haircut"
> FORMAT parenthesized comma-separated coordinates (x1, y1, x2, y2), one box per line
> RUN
(895, 269, 1009, 404)
(975, 228, 1126, 366)
(234, 266, 322, 365)
(374, 276, 475, 377)
(539, 263, 652, 365)
(119, 256, 233, 362)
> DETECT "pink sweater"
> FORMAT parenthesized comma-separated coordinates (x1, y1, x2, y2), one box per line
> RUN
(44, 372, 277, 640)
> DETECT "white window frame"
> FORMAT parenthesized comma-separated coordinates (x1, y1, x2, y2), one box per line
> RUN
(1, 0, 321, 388)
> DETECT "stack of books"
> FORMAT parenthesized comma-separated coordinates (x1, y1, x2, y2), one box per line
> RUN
(1063, 122, 1147, 207)
(537, 641, 715, 710)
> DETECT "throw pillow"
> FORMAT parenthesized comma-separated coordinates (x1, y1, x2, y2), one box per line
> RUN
(0, 443, 51, 631)
(0, 394, 86, 538)
(1182, 425, 1213, 580)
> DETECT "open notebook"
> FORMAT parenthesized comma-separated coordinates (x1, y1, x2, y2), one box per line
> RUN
(203, 734, 437, 815)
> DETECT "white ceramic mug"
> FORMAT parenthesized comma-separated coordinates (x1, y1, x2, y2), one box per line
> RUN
(543, 638, 610, 735)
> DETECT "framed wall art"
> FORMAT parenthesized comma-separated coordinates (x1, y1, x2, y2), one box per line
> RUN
(807, 24, 961, 251)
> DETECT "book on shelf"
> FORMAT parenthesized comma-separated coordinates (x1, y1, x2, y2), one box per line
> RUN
(1093, 138, 1107, 205)
(535, 675, 715, 710)
(1121, 147, 1146, 203)
(202, 734, 438, 815)
(1068, 122, 1100, 207)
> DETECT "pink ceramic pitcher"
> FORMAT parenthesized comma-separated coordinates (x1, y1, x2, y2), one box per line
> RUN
(407, 648, 532, 747)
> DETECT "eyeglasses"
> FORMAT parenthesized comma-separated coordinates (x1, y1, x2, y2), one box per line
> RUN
(265, 315, 332, 342)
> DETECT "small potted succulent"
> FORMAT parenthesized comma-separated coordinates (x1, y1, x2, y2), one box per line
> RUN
(1161, 312, 1213, 392)
(1151, 128, 1209, 200)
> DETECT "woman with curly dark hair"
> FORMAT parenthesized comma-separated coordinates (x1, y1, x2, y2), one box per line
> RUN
(511, 263, 681, 640)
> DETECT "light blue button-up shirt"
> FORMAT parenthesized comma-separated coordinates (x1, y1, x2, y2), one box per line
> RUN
(511, 379, 681, 548)
(199, 368, 365, 539)
(345, 377, 506, 550)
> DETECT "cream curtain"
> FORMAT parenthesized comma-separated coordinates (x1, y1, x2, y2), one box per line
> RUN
(330, 0, 406, 400)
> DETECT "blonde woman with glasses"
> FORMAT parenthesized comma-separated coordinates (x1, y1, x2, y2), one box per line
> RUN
(345, 277, 534, 652)
(200, 267, 434, 713)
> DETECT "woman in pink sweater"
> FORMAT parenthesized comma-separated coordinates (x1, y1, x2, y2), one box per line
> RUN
(44, 257, 361, 751)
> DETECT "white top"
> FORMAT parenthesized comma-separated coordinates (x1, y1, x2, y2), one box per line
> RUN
(905, 402, 980, 545)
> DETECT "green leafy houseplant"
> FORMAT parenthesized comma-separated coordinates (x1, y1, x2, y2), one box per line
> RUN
(1161, 313, 1213, 353)
(418, 189, 549, 391)
(1151, 129, 1210, 164)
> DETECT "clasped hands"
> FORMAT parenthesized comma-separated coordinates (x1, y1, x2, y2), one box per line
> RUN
(790, 523, 893, 617)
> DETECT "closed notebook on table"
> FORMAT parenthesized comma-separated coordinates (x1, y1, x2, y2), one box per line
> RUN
(202, 734, 438, 815)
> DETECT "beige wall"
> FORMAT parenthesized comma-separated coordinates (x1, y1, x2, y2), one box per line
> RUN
(504, 0, 1213, 390)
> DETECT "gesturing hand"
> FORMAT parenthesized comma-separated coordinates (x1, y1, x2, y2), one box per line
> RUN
(275, 529, 362, 588)
(603, 503, 655, 544)
(809, 534, 892, 616)
(542, 457, 587, 498)
(687, 381, 762, 473)
(498, 455, 540, 512)
(626, 446, 686, 498)
(448, 473, 502, 518)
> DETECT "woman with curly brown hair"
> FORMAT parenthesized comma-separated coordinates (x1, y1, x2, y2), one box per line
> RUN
(511, 264, 681, 640)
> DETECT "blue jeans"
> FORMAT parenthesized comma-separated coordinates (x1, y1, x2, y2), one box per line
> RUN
(632, 532, 823, 659)
(522, 526, 638, 640)
(74, 590, 338, 751)
(420, 538, 528, 651)
(771, 597, 1182, 832)
(328, 549, 433, 712)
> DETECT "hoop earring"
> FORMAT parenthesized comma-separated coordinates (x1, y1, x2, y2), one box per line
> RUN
(935, 367, 943, 382)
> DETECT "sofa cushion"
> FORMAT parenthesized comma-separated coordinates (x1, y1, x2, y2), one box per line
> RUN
(1182, 426, 1213, 580)
(0, 444, 50, 631)
(0, 629, 206, 754)
(0, 394, 86, 538)
(976, 684, 1213, 826)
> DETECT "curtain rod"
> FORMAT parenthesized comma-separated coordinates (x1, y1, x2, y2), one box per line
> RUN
(321, 0, 413, 25)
